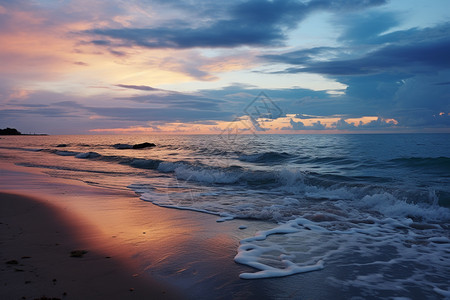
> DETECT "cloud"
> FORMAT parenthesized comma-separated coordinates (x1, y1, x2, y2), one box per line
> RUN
(288, 118, 305, 130)
(86, 20, 285, 49)
(85, 0, 386, 49)
(260, 21, 450, 129)
(265, 22, 450, 76)
(0, 86, 234, 131)
(280, 37, 450, 75)
(333, 118, 357, 130)
(1, 0, 447, 134)
(262, 47, 338, 65)
(122, 94, 224, 111)
(115, 84, 162, 92)
(333, 117, 397, 130)
(86, 106, 232, 122)
(74, 61, 89, 66)
(281, 116, 398, 131)
(359, 117, 397, 129)
(283, 119, 327, 130)
(115, 85, 228, 111)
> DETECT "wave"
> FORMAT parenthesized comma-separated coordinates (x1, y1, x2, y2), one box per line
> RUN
(389, 157, 450, 172)
(6, 144, 450, 220)
(75, 151, 101, 159)
(238, 152, 293, 163)
(112, 143, 133, 149)
(132, 184, 450, 226)
(131, 167, 450, 223)
(357, 191, 450, 222)
(172, 165, 242, 184)
(55, 150, 78, 156)
(16, 146, 450, 207)
(0, 146, 44, 152)
(302, 156, 358, 165)
(130, 158, 162, 169)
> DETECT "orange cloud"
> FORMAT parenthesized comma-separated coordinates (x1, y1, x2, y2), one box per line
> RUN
(89, 115, 398, 135)
(1, 3, 249, 96)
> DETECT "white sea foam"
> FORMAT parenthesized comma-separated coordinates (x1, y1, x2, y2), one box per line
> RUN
(235, 242, 324, 279)
(157, 161, 181, 172)
(138, 190, 235, 222)
(175, 166, 241, 184)
(216, 213, 235, 222)
(277, 168, 305, 187)
(235, 214, 449, 288)
(358, 191, 450, 222)
(158, 161, 242, 184)
(235, 218, 327, 279)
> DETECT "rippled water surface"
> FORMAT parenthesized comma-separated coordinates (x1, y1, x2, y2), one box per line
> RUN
(1, 133, 449, 298)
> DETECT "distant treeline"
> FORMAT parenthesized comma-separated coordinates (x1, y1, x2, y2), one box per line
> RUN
(0, 128, 22, 135)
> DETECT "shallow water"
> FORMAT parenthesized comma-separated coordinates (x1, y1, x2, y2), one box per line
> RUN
(1, 133, 449, 298)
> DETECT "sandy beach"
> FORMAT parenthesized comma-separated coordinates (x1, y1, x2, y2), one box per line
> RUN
(0, 162, 270, 299)
(0, 191, 181, 300)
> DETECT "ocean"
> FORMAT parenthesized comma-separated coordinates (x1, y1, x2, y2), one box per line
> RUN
(1, 133, 449, 298)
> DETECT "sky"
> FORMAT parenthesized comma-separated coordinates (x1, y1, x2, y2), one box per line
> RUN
(0, 0, 449, 134)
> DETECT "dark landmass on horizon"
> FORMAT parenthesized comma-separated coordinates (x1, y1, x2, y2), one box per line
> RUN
(0, 128, 48, 136)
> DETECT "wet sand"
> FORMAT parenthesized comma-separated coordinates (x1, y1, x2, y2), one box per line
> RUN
(0, 162, 271, 299)
(0, 191, 182, 300)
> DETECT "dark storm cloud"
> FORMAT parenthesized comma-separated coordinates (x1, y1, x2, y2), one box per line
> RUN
(259, 19, 450, 129)
(262, 47, 337, 65)
(384, 109, 450, 128)
(279, 37, 450, 75)
(85, 0, 386, 49)
(267, 22, 450, 76)
(87, 21, 285, 49)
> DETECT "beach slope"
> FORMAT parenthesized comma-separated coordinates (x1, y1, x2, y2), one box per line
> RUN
(0, 191, 179, 300)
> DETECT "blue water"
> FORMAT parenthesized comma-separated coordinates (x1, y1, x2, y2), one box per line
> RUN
(1, 133, 449, 298)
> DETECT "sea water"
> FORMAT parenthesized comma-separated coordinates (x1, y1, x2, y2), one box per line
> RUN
(1, 133, 449, 298)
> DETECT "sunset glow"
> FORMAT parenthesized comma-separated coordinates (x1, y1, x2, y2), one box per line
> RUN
(0, 0, 449, 134)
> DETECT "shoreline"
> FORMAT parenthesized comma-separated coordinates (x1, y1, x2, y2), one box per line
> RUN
(0, 161, 273, 299)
